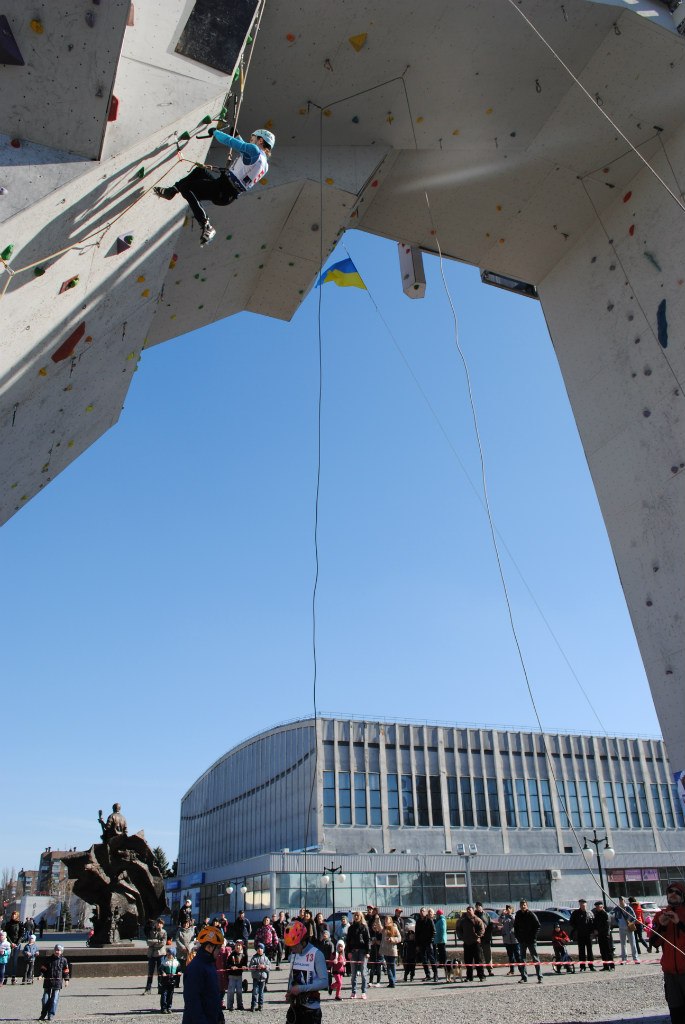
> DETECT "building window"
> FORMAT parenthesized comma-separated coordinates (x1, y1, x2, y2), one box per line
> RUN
(323, 771, 336, 825)
(567, 781, 581, 828)
(515, 779, 529, 827)
(445, 872, 466, 887)
(461, 777, 474, 827)
(556, 780, 569, 828)
(540, 779, 554, 828)
(355, 772, 367, 826)
(387, 774, 400, 827)
(416, 775, 430, 826)
(604, 781, 618, 828)
(637, 783, 650, 827)
(339, 771, 352, 825)
(615, 782, 630, 828)
(503, 779, 516, 827)
(474, 778, 488, 826)
(401, 775, 415, 826)
(666, 785, 680, 828)
(625, 782, 641, 827)
(376, 873, 399, 887)
(430, 776, 444, 827)
(447, 777, 460, 827)
(527, 779, 542, 827)
(651, 784, 665, 829)
(590, 781, 604, 827)
(369, 772, 382, 827)
(487, 778, 501, 827)
(578, 781, 592, 827)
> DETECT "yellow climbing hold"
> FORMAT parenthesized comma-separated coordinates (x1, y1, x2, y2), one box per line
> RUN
(452, 129, 460, 136)
(85, 404, 94, 412)
(386, 112, 394, 125)
(264, 119, 274, 130)
(298, 107, 308, 116)
(67, 440, 75, 448)
(170, 314, 177, 319)
(38, 366, 48, 377)
(20, 495, 28, 502)
(348, 33, 367, 52)
(137, 275, 145, 283)
(141, 288, 150, 297)
(496, 204, 502, 211)
(323, 109, 332, 118)
(127, 351, 137, 361)
(30, 18, 44, 33)
(416, 116, 424, 124)
(325, 177, 334, 185)
(11, 482, 17, 489)
(485, 107, 493, 115)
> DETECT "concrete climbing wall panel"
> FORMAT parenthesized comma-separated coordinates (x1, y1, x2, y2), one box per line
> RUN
(0, 100, 219, 525)
(0, 0, 130, 159)
(538, 124, 685, 763)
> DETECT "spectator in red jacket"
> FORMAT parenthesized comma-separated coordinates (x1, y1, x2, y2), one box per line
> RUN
(651, 881, 685, 1024)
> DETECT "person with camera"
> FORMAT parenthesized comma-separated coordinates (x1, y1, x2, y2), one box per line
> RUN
(651, 880, 685, 1024)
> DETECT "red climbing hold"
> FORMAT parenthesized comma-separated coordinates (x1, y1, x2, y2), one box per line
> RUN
(10, 138, 21, 148)
(623, 191, 632, 203)
(51, 322, 86, 363)
(629, 224, 635, 237)
(108, 95, 120, 122)
(286, 33, 296, 42)
(371, 179, 379, 188)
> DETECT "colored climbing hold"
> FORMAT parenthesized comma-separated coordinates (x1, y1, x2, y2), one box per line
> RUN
(323, 109, 332, 118)
(200, 114, 212, 125)
(629, 224, 635, 237)
(260, 244, 267, 250)
(126, 351, 136, 361)
(325, 177, 334, 185)
(371, 180, 379, 188)
(137, 275, 145, 283)
(226, 234, 232, 240)
(298, 107, 308, 116)
(234, 254, 240, 259)
(1, 244, 15, 261)
(416, 116, 424, 124)
(116, 234, 133, 254)
(141, 288, 150, 297)
(0, 187, 7, 195)
(348, 33, 367, 52)
(52, 322, 86, 362)
(452, 130, 460, 135)
(264, 119, 273, 130)
(137, 167, 146, 178)
(352, 116, 360, 124)
(170, 314, 176, 319)
(108, 95, 119, 122)
(67, 440, 75, 448)
(386, 112, 394, 125)
(29, 18, 44, 34)
(10, 139, 20, 148)
(38, 367, 48, 377)
(486, 107, 493, 115)
(85, 404, 94, 413)
(169, 254, 178, 269)
(258, 264, 264, 269)
(59, 275, 79, 293)
(219, 107, 228, 119)
(286, 33, 296, 42)
(496, 204, 502, 211)
(178, 130, 191, 142)
(623, 191, 632, 203)
(85, 10, 95, 26)
(34, 266, 45, 276)
(247, 35, 253, 44)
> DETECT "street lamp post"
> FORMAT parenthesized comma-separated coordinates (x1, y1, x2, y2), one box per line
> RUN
(321, 865, 346, 926)
(582, 829, 615, 895)
(226, 881, 249, 922)
(455, 843, 478, 905)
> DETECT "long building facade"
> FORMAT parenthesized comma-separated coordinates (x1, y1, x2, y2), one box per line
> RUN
(173, 716, 685, 924)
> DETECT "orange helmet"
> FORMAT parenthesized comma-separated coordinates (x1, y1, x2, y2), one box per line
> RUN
(284, 920, 308, 947)
(196, 925, 224, 948)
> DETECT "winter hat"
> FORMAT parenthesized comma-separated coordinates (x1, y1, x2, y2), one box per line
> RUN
(436, 909, 444, 916)
(667, 880, 685, 898)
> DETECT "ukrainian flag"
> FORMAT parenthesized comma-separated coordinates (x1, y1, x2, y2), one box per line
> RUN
(316, 258, 366, 290)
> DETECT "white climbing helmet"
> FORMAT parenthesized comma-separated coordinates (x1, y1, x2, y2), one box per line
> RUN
(253, 129, 275, 150)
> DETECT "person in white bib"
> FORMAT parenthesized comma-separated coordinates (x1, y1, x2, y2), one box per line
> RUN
(283, 921, 328, 1024)
(154, 128, 274, 246)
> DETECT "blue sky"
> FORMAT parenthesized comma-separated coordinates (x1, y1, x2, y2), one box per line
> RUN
(1, 230, 659, 873)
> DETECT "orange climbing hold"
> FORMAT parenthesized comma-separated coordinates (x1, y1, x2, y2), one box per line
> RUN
(29, 18, 44, 34)
(286, 33, 296, 42)
(348, 33, 367, 52)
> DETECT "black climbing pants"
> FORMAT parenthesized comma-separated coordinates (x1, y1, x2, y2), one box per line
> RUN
(175, 167, 240, 227)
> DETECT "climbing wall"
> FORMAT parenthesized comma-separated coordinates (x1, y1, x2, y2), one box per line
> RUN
(0, 101, 221, 524)
(0, 1, 130, 159)
(539, 124, 685, 762)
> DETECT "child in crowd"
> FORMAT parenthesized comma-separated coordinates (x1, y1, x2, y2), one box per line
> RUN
(158, 947, 180, 1013)
(331, 941, 346, 1000)
(226, 939, 247, 1011)
(249, 942, 270, 1011)
(38, 944, 70, 1021)
(552, 923, 575, 974)
(0, 931, 10, 986)
(22, 934, 38, 984)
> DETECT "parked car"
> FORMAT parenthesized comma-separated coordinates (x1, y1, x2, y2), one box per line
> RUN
(545, 906, 573, 919)
(536, 909, 574, 942)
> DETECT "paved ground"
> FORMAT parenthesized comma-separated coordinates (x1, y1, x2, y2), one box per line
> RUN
(0, 961, 669, 1024)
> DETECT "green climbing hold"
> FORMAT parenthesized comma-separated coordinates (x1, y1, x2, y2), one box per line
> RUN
(200, 114, 212, 125)
(258, 264, 264, 269)
(226, 234, 232, 240)
(233, 69, 240, 80)
(137, 167, 145, 178)
(34, 266, 46, 277)
(234, 253, 240, 259)
(247, 34, 253, 44)
(194, 273, 200, 279)
(219, 107, 228, 120)
(178, 130, 191, 142)
(1, 244, 14, 262)
(261, 244, 267, 249)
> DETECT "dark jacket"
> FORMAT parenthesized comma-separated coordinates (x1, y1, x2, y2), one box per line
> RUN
(414, 915, 435, 947)
(226, 949, 248, 976)
(345, 921, 370, 955)
(456, 914, 484, 945)
(475, 910, 493, 942)
(593, 908, 611, 936)
(514, 909, 540, 944)
(182, 947, 221, 1024)
(231, 916, 251, 944)
(3, 918, 22, 945)
(39, 954, 70, 990)
(569, 908, 594, 937)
